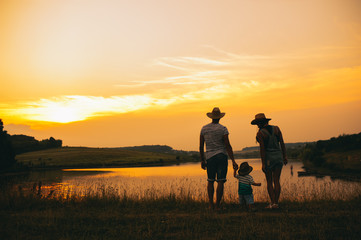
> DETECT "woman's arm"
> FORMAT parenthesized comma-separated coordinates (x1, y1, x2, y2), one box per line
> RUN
(276, 126, 288, 165)
(257, 131, 267, 173)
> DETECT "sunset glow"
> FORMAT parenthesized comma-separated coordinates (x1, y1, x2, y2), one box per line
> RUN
(1, 0, 361, 149)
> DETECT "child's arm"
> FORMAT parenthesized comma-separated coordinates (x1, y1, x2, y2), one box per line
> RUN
(233, 168, 237, 177)
(251, 182, 261, 186)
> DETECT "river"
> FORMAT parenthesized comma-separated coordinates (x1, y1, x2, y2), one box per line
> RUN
(2, 159, 361, 202)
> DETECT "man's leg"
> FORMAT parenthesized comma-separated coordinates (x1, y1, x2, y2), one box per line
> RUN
(207, 181, 215, 209)
(265, 171, 275, 204)
(215, 181, 224, 210)
(273, 167, 282, 204)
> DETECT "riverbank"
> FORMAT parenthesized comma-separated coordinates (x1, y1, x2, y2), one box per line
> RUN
(299, 149, 361, 181)
(1, 193, 360, 240)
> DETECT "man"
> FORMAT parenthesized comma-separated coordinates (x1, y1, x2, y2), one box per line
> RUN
(200, 107, 238, 210)
(251, 113, 288, 209)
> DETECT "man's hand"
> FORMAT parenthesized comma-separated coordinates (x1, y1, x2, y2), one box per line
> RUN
(232, 161, 238, 170)
(283, 157, 288, 165)
(201, 160, 207, 170)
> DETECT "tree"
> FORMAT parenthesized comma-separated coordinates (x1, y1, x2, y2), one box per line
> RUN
(0, 119, 16, 169)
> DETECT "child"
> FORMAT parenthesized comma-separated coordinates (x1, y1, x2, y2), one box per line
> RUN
(234, 162, 261, 211)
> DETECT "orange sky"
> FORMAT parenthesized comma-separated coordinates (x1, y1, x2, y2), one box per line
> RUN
(1, 0, 361, 150)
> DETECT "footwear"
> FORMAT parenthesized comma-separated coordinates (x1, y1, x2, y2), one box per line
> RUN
(265, 203, 279, 209)
(272, 203, 279, 209)
(265, 204, 273, 209)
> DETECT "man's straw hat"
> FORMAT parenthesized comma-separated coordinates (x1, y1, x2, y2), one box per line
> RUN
(207, 107, 225, 119)
(251, 113, 271, 125)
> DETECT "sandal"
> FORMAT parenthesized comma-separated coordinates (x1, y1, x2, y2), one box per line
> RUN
(265, 203, 279, 209)
(272, 203, 279, 209)
(265, 204, 273, 209)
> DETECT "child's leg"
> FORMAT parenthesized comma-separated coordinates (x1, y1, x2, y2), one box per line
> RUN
(245, 194, 256, 211)
(238, 194, 247, 210)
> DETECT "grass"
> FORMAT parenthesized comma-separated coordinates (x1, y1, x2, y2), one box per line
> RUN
(1, 184, 361, 240)
(15, 147, 197, 169)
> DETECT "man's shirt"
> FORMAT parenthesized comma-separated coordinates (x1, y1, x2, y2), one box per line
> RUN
(200, 123, 229, 160)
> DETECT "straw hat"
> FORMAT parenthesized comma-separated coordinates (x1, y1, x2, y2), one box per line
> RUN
(207, 107, 225, 119)
(238, 162, 253, 176)
(251, 113, 271, 125)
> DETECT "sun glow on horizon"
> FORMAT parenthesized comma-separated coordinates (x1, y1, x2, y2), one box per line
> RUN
(4, 95, 164, 124)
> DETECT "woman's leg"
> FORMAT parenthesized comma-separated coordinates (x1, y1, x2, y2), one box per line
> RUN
(265, 171, 275, 204)
(273, 167, 282, 204)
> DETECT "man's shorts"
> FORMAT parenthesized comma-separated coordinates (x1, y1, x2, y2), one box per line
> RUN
(239, 194, 254, 205)
(206, 153, 228, 182)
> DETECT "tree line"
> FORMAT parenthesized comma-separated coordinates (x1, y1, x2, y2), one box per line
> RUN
(0, 119, 62, 170)
(300, 132, 361, 167)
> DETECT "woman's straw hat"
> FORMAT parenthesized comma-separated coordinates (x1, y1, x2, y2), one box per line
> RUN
(251, 113, 271, 125)
(207, 107, 225, 119)
(238, 162, 253, 176)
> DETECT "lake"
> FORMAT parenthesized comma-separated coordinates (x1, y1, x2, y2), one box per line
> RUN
(3, 159, 361, 202)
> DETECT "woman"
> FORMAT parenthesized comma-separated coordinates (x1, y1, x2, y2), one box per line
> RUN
(251, 113, 288, 209)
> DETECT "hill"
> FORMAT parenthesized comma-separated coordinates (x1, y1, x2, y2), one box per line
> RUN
(235, 142, 309, 159)
(15, 146, 198, 169)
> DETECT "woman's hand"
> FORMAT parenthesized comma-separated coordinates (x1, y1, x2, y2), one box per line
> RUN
(201, 160, 207, 170)
(262, 164, 266, 173)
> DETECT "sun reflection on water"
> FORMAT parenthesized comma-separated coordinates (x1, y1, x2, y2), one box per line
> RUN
(56, 160, 361, 202)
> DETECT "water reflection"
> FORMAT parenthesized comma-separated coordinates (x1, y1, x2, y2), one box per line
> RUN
(2, 159, 361, 202)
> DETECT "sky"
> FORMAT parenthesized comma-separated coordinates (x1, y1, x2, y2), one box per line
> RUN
(1, 0, 361, 151)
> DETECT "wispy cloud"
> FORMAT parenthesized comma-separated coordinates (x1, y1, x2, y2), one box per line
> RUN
(1, 85, 231, 123)
(6, 46, 358, 124)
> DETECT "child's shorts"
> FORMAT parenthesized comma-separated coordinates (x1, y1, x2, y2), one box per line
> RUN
(239, 194, 254, 205)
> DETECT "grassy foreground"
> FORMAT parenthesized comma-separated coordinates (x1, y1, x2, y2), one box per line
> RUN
(15, 147, 197, 169)
(1, 189, 360, 240)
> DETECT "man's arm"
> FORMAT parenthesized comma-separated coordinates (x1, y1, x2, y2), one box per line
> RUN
(223, 134, 238, 170)
(199, 135, 206, 170)
(257, 131, 267, 173)
(233, 168, 237, 177)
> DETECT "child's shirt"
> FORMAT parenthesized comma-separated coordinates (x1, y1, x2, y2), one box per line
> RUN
(234, 174, 254, 195)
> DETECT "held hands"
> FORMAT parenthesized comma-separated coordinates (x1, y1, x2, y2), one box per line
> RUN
(232, 161, 238, 170)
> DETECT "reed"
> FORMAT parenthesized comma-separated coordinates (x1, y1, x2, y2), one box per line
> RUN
(1, 182, 360, 240)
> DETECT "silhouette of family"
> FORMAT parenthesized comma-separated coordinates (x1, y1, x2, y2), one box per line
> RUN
(199, 108, 288, 211)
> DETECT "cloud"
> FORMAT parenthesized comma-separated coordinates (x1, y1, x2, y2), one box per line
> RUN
(2, 95, 175, 123)
(4, 46, 360, 124)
